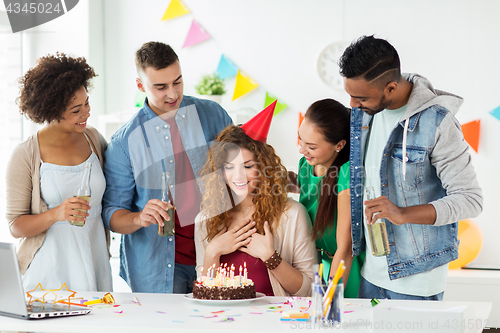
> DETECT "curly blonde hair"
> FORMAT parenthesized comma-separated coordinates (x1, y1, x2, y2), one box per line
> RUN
(199, 125, 288, 241)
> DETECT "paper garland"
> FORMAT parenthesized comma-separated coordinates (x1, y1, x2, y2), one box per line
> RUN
(461, 119, 480, 153)
(182, 20, 211, 48)
(232, 71, 259, 100)
(489, 105, 500, 122)
(161, 0, 190, 21)
(216, 55, 239, 80)
(298, 112, 305, 145)
(158, 4, 290, 114)
(264, 93, 287, 115)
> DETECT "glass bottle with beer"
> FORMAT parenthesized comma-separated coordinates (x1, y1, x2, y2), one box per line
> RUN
(365, 186, 390, 256)
(69, 160, 91, 227)
(158, 171, 175, 237)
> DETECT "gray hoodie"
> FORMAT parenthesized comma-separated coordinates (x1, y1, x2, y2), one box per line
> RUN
(400, 73, 482, 226)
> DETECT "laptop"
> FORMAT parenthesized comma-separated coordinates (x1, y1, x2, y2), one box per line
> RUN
(0, 242, 91, 319)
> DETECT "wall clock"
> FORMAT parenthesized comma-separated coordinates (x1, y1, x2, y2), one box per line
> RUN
(317, 42, 348, 90)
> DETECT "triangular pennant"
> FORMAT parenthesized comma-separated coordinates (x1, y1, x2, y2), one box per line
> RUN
(161, 0, 190, 21)
(216, 55, 239, 80)
(135, 91, 147, 107)
(232, 71, 258, 100)
(240, 101, 277, 142)
(182, 20, 211, 48)
(264, 93, 288, 115)
(461, 119, 480, 153)
(298, 112, 305, 145)
(489, 105, 500, 122)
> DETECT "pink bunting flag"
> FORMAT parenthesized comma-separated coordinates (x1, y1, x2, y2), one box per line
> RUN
(182, 20, 211, 48)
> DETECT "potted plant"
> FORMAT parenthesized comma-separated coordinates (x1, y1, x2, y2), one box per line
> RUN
(195, 73, 226, 104)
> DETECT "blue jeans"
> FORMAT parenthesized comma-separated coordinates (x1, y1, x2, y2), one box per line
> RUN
(173, 263, 196, 294)
(358, 276, 444, 300)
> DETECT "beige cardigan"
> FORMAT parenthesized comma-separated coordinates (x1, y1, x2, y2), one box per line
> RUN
(6, 126, 109, 274)
(195, 199, 316, 297)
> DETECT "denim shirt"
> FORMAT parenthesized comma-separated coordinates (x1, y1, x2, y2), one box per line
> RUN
(350, 102, 482, 280)
(102, 96, 232, 293)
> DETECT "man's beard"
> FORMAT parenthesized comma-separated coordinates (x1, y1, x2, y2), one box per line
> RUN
(360, 95, 390, 116)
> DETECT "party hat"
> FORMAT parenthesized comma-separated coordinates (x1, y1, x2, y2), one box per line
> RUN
(240, 100, 277, 142)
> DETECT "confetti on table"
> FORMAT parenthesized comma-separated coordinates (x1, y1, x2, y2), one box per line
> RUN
(205, 315, 218, 319)
(114, 311, 123, 314)
(212, 310, 225, 314)
(249, 312, 263, 315)
(113, 305, 120, 307)
(189, 315, 204, 317)
(193, 309, 199, 312)
(251, 306, 259, 309)
(344, 310, 354, 314)
(115, 314, 127, 317)
(280, 318, 309, 322)
(218, 318, 234, 322)
(156, 311, 167, 314)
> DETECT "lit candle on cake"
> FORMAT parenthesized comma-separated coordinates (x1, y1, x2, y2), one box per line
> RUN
(239, 265, 242, 285)
(244, 262, 247, 284)
(199, 267, 203, 282)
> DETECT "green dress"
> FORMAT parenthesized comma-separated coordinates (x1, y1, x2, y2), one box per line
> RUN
(297, 157, 365, 298)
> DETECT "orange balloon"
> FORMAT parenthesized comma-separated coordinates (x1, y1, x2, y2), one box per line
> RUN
(449, 219, 483, 269)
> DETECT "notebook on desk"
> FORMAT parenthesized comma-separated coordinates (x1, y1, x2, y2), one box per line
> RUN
(0, 242, 91, 319)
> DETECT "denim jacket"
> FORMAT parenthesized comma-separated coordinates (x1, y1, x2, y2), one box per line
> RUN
(350, 73, 483, 280)
(102, 96, 232, 292)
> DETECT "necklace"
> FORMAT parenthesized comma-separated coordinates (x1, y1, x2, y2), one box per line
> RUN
(240, 205, 254, 220)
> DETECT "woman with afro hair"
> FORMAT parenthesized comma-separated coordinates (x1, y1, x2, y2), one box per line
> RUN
(6, 53, 112, 292)
(195, 123, 316, 297)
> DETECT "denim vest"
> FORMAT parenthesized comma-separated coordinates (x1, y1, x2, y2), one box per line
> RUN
(350, 105, 459, 280)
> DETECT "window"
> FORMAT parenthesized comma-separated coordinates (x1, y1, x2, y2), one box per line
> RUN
(0, 14, 23, 243)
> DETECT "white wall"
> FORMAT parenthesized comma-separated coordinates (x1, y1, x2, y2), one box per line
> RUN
(20, 0, 106, 139)
(101, 0, 500, 267)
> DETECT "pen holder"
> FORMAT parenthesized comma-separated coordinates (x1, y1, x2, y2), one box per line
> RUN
(311, 281, 343, 328)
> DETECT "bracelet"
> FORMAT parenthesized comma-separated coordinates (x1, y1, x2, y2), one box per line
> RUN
(264, 251, 282, 270)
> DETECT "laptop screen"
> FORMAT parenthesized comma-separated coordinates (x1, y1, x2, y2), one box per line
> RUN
(0, 242, 29, 318)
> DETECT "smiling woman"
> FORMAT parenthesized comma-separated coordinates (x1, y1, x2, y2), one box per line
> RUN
(5, 53, 113, 292)
(195, 118, 316, 298)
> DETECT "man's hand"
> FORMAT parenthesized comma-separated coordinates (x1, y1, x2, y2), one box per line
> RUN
(136, 199, 172, 228)
(364, 196, 437, 226)
(364, 195, 404, 225)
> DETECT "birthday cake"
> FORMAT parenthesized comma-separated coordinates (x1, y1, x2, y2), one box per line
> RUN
(192, 264, 256, 300)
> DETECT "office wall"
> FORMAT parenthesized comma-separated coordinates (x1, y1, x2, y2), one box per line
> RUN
(102, 0, 500, 266)
(3, 0, 497, 266)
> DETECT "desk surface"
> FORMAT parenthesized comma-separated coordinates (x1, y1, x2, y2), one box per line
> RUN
(0, 292, 492, 333)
